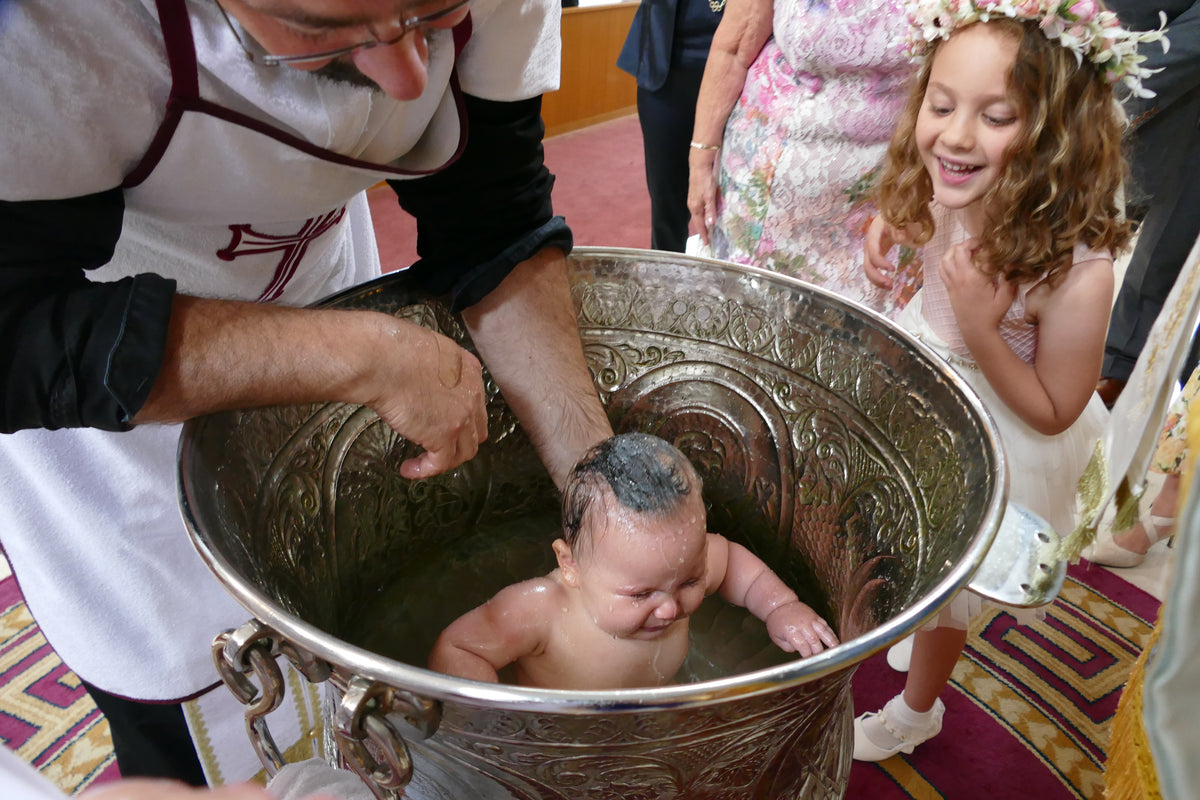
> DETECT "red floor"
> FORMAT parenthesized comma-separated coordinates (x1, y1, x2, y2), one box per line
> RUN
(368, 113, 650, 272)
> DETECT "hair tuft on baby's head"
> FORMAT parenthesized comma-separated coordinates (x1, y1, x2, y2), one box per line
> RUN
(561, 433, 700, 548)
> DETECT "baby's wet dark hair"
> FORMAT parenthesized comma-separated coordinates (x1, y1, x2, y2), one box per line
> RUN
(561, 433, 700, 548)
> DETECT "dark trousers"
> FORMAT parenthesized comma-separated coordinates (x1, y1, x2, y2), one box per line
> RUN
(1103, 88, 1200, 383)
(636, 63, 707, 252)
(82, 680, 207, 786)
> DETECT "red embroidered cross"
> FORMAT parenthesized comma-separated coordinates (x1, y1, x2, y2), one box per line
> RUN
(216, 207, 347, 302)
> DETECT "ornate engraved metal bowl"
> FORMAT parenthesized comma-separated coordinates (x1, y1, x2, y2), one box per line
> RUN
(179, 247, 1007, 799)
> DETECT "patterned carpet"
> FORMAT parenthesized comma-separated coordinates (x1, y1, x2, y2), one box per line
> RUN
(849, 562, 1160, 799)
(1, 562, 1157, 797)
(0, 575, 118, 793)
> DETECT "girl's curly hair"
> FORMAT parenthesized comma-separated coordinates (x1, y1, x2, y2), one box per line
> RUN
(878, 18, 1132, 284)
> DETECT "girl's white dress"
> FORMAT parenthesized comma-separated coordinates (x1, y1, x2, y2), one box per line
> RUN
(899, 205, 1110, 625)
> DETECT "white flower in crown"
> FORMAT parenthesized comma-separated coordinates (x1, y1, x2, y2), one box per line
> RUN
(903, 0, 1169, 98)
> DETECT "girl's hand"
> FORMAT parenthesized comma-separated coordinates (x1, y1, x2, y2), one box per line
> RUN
(939, 240, 1015, 339)
(688, 147, 720, 245)
(863, 215, 900, 289)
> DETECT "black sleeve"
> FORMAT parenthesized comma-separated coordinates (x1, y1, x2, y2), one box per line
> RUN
(0, 189, 176, 433)
(387, 93, 574, 312)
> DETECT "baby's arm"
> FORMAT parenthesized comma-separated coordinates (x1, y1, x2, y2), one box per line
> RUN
(706, 534, 839, 657)
(428, 580, 552, 682)
(942, 244, 1113, 434)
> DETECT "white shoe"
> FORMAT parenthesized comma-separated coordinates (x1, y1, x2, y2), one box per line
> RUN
(1086, 515, 1176, 568)
(853, 695, 945, 762)
(886, 634, 914, 672)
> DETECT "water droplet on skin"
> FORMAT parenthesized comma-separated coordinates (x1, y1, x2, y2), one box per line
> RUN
(651, 641, 668, 682)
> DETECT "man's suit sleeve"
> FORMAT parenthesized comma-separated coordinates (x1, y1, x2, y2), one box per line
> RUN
(386, 93, 573, 312)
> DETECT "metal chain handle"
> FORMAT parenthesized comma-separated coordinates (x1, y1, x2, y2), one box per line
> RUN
(334, 675, 442, 798)
(213, 619, 332, 776)
(214, 619, 442, 795)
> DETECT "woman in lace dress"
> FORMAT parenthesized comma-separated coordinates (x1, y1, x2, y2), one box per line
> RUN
(687, 0, 919, 318)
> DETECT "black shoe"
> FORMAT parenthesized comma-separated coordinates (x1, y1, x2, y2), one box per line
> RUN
(1096, 377, 1127, 409)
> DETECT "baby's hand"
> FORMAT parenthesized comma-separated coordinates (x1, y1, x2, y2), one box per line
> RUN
(765, 601, 839, 658)
(939, 241, 1016, 335)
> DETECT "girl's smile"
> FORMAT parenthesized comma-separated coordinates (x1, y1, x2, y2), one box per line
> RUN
(935, 157, 983, 185)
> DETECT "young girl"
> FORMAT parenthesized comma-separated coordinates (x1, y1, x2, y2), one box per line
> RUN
(856, 0, 1165, 760)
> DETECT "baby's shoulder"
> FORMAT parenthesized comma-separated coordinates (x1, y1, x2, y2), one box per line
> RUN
(495, 574, 564, 608)
(470, 576, 562, 650)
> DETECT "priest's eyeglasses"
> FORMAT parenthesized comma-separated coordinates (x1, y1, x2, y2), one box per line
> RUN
(215, 0, 471, 67)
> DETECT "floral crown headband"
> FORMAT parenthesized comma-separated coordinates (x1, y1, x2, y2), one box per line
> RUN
(904, 0, 1169, 98)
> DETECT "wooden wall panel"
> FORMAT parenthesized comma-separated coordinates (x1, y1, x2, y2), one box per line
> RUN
(542, 2, 639, 137)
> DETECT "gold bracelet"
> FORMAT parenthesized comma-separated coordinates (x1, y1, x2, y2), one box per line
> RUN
(689, 141, 720, 151)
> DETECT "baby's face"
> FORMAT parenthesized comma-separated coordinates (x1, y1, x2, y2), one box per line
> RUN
(573, 491, 708, 640)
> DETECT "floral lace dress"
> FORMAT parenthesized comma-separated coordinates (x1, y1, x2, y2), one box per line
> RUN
(705, 0, 919, 318)
(1150, 365, 1199, 474)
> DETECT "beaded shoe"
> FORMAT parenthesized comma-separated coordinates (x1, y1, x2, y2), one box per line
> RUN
(853, 695, 945, 762)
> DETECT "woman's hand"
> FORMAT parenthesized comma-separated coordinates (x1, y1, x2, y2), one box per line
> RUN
(687, 147, 721, 245)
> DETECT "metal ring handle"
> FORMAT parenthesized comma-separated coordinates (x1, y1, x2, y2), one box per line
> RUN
(336, 711, 414, 797)
(213, 619, 332, 776)
(334, 675, 438, 797)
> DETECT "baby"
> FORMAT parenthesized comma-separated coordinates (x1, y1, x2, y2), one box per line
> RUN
(428, 432, 839, 689)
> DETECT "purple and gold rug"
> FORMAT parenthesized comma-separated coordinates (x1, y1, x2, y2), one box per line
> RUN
(849, 562, 1160, 799)
(0, 575, 118, 793)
